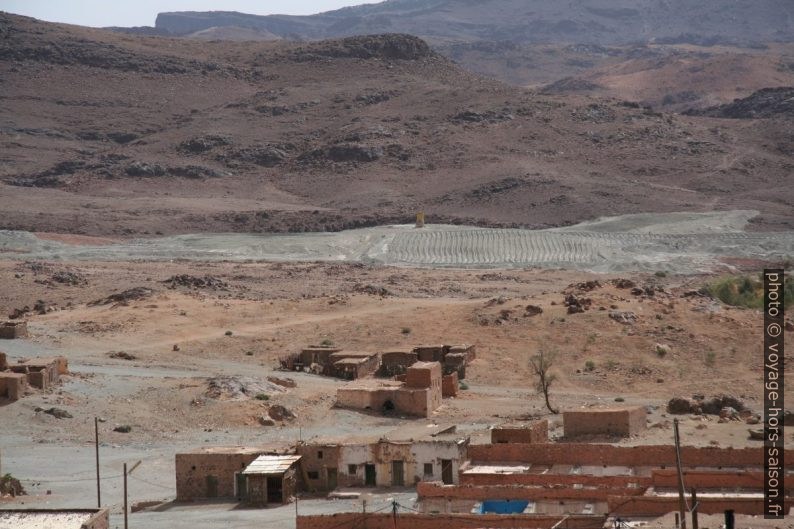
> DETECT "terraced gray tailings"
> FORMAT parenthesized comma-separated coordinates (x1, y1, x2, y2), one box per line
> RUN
(0, 211, 791, 274)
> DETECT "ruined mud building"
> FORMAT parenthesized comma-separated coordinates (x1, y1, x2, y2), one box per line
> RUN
(0, 351, 68, 401)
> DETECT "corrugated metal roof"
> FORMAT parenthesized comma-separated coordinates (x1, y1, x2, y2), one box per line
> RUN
(242, 455, 301, 475)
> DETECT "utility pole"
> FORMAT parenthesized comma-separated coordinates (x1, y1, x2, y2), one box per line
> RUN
(362, 499, 367, 529)
(691, 489, 699, 529)
(673, 419, 687, 529)
(123, 463, 128, 529)
(94, 417, 101, 508)
(392, 500, 398, 529)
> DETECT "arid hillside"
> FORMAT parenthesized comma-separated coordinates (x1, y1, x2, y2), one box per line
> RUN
(153, 1, 794, 46)
(1, 13, 793, 236)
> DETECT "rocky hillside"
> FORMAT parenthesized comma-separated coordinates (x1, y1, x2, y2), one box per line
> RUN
(0, 12, 793, 236)
(153, 1, 794, 46)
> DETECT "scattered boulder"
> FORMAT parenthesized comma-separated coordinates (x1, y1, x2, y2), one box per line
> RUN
(564, 294, 591, 314)
(125, 161, 166, 177)
(719, 406, 740, 420)
(90, 287, 154, 306)
(327, 144, 382, 162)
(655, 343, 670, 357)
(524, 304, 543, 317)
(178, 135, 231, 154)
(114, 425, 132, 433)
(163, 274, 227, 290)
(108, 351, 136, 360)
(258, 416, 276, 426)
(50, 271, 86, 285)
(609, 311, 637, 325)
(352, 284, 391, 296)
(36, 407, 72, 419)
(612, 278, 635, 289)
(748, 428, 765, 441)
(701, 394, 745, 415)
(667, 397, 696, 414)
(268, 404, 295, 422)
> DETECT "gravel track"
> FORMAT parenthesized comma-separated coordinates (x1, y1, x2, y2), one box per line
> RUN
(1, 211, 791, 273)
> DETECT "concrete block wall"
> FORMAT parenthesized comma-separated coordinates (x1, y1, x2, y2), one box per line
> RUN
(417, 481, 644, 502)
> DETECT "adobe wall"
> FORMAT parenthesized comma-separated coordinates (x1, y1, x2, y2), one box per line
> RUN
(417, 481, 643, 502)
(393, 387, 433, 417)
(381, 351, 418, 376)
(468, 443, 794, 468)
(413, 345, 446, 363)
(297, 512, 604, 529)
(405, 362, 441, 388)
(175, 451, 263, 501)
(0, 321, 27, 339)
(441, 372, 458, 398)
(650, 469, 784, 491)
(608, 495, 794, 516)
(563, 407, 646, 437)
(491, 420, 548, 444)
(297, 444, 341, 491)
(447, 344, 476, 362)
(460, 472, 650, 489)
(0, 372, 26, 401)
(0, 351, 7, 370)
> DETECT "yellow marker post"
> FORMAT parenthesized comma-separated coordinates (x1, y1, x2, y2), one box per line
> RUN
(415, 212, 425, 228)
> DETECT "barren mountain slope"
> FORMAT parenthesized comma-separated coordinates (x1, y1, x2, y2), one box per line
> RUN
(540, 44, 794, 110)
(154, 0, 794, 46)
(0, 13, 792, 236)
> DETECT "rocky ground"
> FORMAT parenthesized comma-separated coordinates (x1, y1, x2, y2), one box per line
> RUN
(1, 13, 794, 237)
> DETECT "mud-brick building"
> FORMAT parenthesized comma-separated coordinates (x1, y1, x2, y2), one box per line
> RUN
(175, 446, 293, 503)
(0, 321, 28, 339)
(491, 420, 549, 444)
(0, 372, 27, 401)
(297, 426, 469, 492)
(336, 361, 443, 418)
(563, 406, 646, 438)
(379, 350, 418, 376)
(328, 351, 379, 380)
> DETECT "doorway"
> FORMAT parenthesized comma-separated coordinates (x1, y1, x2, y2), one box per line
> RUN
(235, 472, 248, 501)
(205, 475, 218, 498)
(266, 476, 283, 504)
(441, 459, 454, 485)
(391, 461, 405, 487)
(365, 464, 376, 486)
(327, 468, 338, 490)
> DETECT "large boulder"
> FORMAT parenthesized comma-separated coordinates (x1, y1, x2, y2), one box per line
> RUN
(667, 397, 696, 414)
(701, 394, 744, 415)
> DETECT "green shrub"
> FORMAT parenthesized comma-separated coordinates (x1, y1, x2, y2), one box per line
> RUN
(705, 351, 716, 367)
(584, 360, 596, 372)
(614, 397, 625, 402)
(459, 382, 469, 390)
(401, 327, 411, 335)
(702, 275, 793, 310)
(255, 393, 270, 401)
(654, 271, 667, 278)
(320, 339, 334, 347)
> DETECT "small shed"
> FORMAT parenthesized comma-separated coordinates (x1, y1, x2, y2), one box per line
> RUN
(242, 455, 301, 505)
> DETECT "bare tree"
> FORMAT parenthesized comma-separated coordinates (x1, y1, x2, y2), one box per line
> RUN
(530, 349, 558, 414)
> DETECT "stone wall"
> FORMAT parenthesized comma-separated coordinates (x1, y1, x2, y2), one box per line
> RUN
(0, 372, 26, 401)
(0, 321, 28, 339)
(563, 406, 646, 437)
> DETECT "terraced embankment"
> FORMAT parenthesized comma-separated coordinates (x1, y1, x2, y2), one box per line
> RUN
(1, 211, 791, 274)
